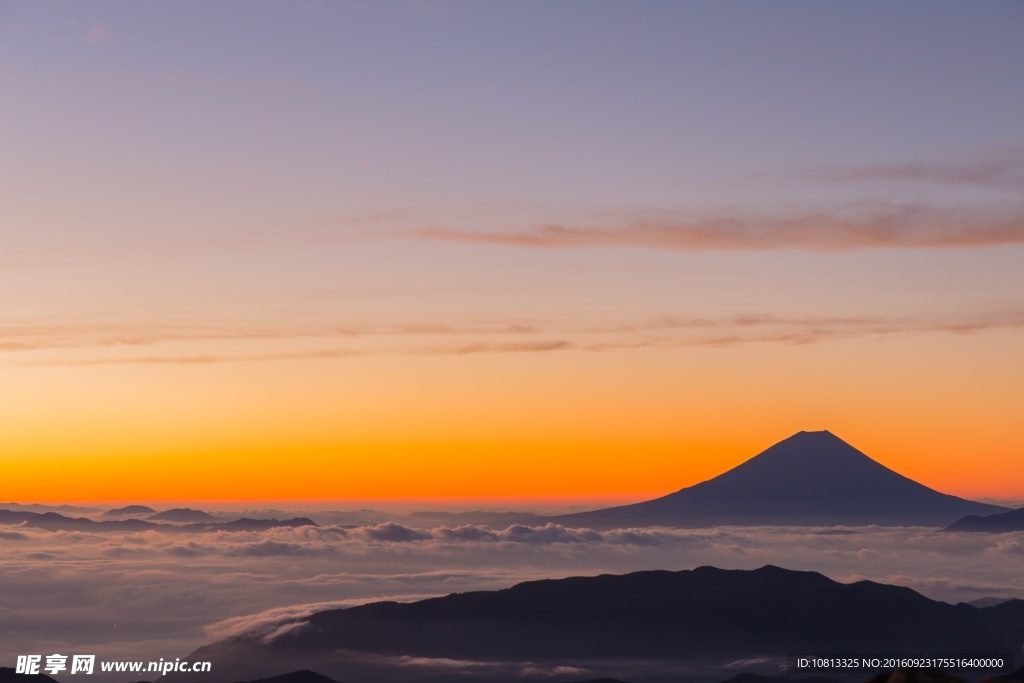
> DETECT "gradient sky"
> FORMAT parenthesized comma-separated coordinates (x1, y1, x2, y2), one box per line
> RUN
(2, 0, 1023, 501)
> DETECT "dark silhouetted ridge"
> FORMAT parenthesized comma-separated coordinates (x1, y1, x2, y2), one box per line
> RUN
(720, 675, 841, 683)
(234, 671, 338, 683)
(181, 518, 318, 532)
(0, 509, 38, 524)
(101, 505, 157, 518)
(148, 508, 219, 522)
(17, 513, 313, 534)
(0, 668, 61, 683)
(181, 565, 1024, 665)
(945, 507, 1024, 532)
(24, 512, 159, 532)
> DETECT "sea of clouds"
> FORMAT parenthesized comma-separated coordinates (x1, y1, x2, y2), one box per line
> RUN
(1, 520, 1022, 680)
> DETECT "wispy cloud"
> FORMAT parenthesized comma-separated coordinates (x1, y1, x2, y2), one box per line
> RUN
(814, 148, 1024, 193)
(16, 341, 576, 367)
(0, 319, 540, 354)
(8, 310, 1024, 367)
(203, 595, 436, 642)
(413, 340, 572, 356)
(585, 311, 1024, 348)
(86, 21, 113, 44)
(417, 203, 1024, 252)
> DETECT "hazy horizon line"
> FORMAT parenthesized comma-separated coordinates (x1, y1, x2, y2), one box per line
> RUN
(0, 493, 658, 510)
(6, 492, 1024, 511)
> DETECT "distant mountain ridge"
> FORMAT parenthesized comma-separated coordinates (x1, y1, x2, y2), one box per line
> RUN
(100, 504, 157, 518)
(3, 511, 317, 534)
(148, 507, 221, 522)
(0, 509, 38, 524)
(403, 509, 540, 527)
(0, 502, 101, 514)
(544, 431, 1006, 529)
(945, 507, 1024, 533)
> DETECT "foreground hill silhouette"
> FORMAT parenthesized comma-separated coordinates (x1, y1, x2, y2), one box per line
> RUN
(233, 672, 340, 683)
(0, 669, 60, 683)
(545, 431, 1006, 529)
(169, 565, 1024, 683)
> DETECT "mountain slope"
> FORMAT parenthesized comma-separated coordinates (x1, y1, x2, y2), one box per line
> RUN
(170, 565, 1024, 683)
(100, 504, 158, 518)
(0, 509, 38, 524)
(294, 564, 1024, 656)
(945, 506, 1024, 532)
(545, 431, 1005, 529)
(17, 513, 315, 534)
(148, 508, 220, 522)
(0, 668, 61, 683)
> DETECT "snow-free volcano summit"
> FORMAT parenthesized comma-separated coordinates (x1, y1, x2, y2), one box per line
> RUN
(545, 431, 1007, 529)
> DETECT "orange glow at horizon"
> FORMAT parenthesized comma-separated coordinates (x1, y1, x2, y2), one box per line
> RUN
(3, 0, 1024, 514)
(4, 331, 1023, 503)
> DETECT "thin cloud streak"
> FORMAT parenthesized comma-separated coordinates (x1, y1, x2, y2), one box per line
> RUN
(417, 204, 1024, 252)
(86, 21, 114, 44)
(0, 320, 541, 354)
(584, 311, 1024, 348)
(9, 311, 1024, 366)
(813, 149, 1024, 192)
(412, 340, 572, 356)
(17, 342, 575, 367)
(204, 594, 440, 642)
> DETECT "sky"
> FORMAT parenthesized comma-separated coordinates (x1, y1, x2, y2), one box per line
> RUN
(2, 0, 1023, 501)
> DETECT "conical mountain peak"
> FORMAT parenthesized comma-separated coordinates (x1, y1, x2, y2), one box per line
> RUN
(545, 430, 1008, 529)
(726, 430, 881, 470)
(772, 429, 856, 448)
(692, 430, 906, 500)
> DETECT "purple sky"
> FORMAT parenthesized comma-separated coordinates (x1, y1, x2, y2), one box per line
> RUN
(2, 0, 1023, 500)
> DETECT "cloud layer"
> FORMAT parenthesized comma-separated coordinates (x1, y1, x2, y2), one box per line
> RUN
(6, 309, 1024, 367)
(2, 518, 1024, 682)
(418, 203, 1024, 252)
(814, 149, 1024, 193)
